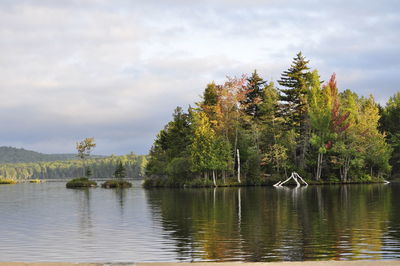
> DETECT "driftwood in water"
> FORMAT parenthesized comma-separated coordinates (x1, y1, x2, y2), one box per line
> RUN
(273, 172, 308, 188)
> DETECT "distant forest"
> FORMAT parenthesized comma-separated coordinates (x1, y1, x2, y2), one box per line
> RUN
(0, 147, 147, 180)
(146, 52, 400, 186)
(0, 146, 86, 163)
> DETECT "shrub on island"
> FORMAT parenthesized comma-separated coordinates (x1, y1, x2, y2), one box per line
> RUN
(101, 161, 132, 188)
(0, 179, 17, 185)
(66, 177, 97, 188)
(101, 179, 132, 188)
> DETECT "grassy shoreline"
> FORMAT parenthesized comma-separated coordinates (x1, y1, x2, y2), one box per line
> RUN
(66, 177, 97, 188)
(0, 178, 17, 185)
(1, 261, 400, 266)
(101, 179, 132, 188)
(142, 176, 387, 188)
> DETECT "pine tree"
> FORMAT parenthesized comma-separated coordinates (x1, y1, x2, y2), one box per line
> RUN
(202, 82, 218, 106)
(114, 161, 127, 179)
(243, 70, 266, 119)
(278, 52, 311, 169)
(380, 92, 400, 175)
(278, 52, 310, 129)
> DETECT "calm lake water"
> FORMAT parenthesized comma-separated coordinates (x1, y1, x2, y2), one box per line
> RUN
(1, 181, 400, 262)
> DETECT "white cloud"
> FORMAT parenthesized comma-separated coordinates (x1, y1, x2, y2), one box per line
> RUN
(0, 0, 399, 154)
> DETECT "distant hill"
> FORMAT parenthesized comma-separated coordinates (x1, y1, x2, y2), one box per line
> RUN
(0, 146, 104, 163)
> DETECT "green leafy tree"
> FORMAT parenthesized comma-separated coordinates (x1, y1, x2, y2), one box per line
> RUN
(190, 111, 216, 181)
(76, 137, 96, 177)
(308, 71, 334, 180)
(358, 96, 392, 178)
(261, 143, 288, 175)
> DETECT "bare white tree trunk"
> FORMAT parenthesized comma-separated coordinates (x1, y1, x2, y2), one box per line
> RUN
(237, 149, 241, 183)
(274, 172, 308, 187)
(294, 172, 308, 186)
(343, 156, 350, 182)
(316, 152, 323, 181)
(233, 127, 238, 174)
(279, 172, 294, 186)
(212, 170, 217, 187)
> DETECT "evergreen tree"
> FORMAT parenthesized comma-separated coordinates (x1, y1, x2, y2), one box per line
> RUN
(202, 82, 218, 106)
(278, 51, 312, 169)
(85, 167, 93, 178)
(380, 92, 400, 176)
(243, 70, 266, 119)
(114, 161, 127, 179)
(146, 106, 192, 178)
(278, 52, 310, 129)
(144, 53, 394, 186)
(200, 82, 219, 127)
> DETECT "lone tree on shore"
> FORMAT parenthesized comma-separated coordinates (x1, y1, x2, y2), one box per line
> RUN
(114, 161, 127, 179)
(76, 137, 96, 177)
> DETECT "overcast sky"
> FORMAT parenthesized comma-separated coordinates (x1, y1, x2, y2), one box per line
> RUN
(1, 0, 399, 155)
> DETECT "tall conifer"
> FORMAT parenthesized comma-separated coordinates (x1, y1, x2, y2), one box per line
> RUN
(278, 52, 311, 169)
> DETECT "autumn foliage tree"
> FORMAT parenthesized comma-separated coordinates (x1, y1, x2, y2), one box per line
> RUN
(76, 137, 96, 177)
(145, 53, 393, 187)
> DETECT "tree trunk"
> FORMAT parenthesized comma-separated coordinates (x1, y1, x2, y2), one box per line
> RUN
(233, 126, 238, 174)
(82, 159, 86, 177)
(316, 152, 323, 180)
(253, 125, 260, 155)
(212, 170, 217, 187)
(204, 171, 209, 181)
(341, 156, 350, 182)
(237, 149, 241, 183)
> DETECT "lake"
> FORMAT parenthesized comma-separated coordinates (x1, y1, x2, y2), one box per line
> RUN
(1, 181, 400, 262)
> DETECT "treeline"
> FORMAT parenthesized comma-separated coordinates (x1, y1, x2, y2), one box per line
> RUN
(380, 92, 400, 178)
(0, 154, 148, 180)
(146, 52, 396, 186)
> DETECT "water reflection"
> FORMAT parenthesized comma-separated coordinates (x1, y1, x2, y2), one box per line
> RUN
(73, 189, 93, 237)
(1, 182, 400, 262)
(145, 184, 396, 261)
(113, 188, 127, 216)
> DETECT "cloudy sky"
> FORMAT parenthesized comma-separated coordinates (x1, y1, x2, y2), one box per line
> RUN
(1, 0, 399, 155)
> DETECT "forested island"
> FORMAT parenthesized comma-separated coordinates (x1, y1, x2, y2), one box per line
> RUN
(145, 53, 400, 187)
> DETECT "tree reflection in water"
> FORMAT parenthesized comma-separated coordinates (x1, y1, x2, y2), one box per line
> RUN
(145, 184, 393, 262)
(73, 189, 93, 238)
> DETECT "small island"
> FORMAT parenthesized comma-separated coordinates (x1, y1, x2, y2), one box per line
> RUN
(101, 161, 132, 188)
(66, 138, 98, 189)
(66, 177, 97, 188)
(144, 53, 395, 188)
